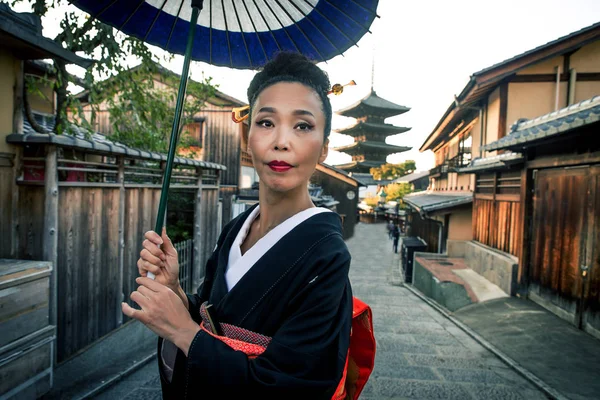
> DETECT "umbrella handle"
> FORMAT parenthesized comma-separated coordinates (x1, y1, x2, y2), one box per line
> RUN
(148, 3, 203, 280)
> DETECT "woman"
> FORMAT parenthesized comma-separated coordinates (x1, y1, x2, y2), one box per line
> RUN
(122, 52, 355, 399)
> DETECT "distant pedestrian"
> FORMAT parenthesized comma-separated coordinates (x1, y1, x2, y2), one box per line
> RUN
(392, 224, 400, 253)
(387, 221, 394, 240)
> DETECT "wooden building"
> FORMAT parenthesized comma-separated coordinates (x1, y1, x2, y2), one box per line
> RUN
(407, 21, 600, 256)
(465, 95, 600, 338)
(332, 90, 412, 173)
(72, 64, 247, 228)
(311, 163, 363, 240)
(0, 5, 92, 398)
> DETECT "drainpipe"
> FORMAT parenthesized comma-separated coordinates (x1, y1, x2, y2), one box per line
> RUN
(478, 105, 486, 158)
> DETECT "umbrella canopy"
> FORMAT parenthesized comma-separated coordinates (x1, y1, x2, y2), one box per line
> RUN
(68, 0, 379, 69)
(67, 0, 380, 280)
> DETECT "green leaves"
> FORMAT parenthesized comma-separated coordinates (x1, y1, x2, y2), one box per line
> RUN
(369, 160, 416, 181)
(14, 0, 217, 154)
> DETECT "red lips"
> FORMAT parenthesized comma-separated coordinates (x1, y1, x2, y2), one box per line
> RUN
(268, 160, 292, 172)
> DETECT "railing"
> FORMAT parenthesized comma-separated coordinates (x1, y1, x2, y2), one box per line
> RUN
(430, 152, 472, 176)
(175, 239, 194, 292)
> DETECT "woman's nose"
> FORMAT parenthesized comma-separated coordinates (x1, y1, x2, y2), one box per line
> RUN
(273, 128, 290, 151)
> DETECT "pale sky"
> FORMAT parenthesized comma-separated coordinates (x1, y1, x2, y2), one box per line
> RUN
(15, 0, 600, 171)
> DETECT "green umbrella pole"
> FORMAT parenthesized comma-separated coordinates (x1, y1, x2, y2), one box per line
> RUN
(149, 4, 202, 279)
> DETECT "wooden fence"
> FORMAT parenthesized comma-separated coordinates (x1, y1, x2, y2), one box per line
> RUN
(176, 239, 193, 293)
(1, 144, 223, 363)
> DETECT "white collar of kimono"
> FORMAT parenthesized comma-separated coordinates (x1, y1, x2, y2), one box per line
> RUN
(225, 205, 333, 291)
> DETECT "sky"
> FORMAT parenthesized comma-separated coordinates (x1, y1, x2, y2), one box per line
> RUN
(14, 0, 600, 171)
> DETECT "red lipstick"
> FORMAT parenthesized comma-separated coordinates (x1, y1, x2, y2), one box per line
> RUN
(268, 160, 292, 172)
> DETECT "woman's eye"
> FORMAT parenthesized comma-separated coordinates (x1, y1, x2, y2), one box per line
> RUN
(296, 123, 313, 131)
(257, 120, 273, 128)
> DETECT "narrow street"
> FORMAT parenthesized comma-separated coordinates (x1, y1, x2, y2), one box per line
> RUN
(92, 221, 548, 400)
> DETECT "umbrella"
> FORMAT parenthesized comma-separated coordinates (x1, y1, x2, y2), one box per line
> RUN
(67, 0, 380, 277)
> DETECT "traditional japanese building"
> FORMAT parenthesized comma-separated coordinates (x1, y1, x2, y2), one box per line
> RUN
(332, 90, 412, 173)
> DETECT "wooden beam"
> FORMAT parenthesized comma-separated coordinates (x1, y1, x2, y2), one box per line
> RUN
(510, 72, 600, 83)
(517, 166, 533, 296)
(43, 145, 59, 365)
(11, 148, 22, 257)
(12, 61, 24, 134)
(526, 151, 600, 169)
(498, 83, 508, 141)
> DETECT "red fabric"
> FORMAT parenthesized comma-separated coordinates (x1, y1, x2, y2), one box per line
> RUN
(333, 297, 376, 399)
(199, 297, 376, 398)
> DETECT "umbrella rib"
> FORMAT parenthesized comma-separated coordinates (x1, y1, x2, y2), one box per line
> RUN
(165, 0, 186, 50)
(272, 0, 325, 61)
(231, 1, 254, 69)
(261, 0, 302, 55)
(221, 0, 233, 68)
(94, 0, 120, 20)
(249, 0, 281, 53)
(241, 1, 269, 65)
(322, 0, 375, 34)
(143, 0, 169, 42)
(118, 0, 147, 31)
(346, 0, 380, 18)
(301, 0, 359, 49)
(288, 0, 343, 58)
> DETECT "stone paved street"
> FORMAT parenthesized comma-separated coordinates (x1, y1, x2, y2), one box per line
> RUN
(92, 221, 549, 400)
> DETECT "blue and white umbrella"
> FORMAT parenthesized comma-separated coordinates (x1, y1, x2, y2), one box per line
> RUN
(69, 0, 379, 69)
(68, 0, 379, 268)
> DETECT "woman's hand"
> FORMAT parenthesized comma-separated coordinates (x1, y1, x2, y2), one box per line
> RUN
(138, 228, 179, 291)
(122, 278, 200, 356)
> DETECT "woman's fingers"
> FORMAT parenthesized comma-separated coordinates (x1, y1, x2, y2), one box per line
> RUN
(137, 258, 161, 276)
(140, 247, 164, 265)
(144, 230, 163, 246)
(142, 240, 166, 261)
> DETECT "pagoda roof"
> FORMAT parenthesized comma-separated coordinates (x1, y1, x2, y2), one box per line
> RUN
(335, 121, 411, 136)
(336, 90, 410, 119)
(332, 160, 385, 172)
(332, 141, 411, 155)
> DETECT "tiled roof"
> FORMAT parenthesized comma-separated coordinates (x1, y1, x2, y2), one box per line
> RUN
(393, 170, 430, 183)
(335, 121, 411, 136)
(0, 3, 92, 67)
(482, 95, 600, 151)
(336, 90, 410, 119)
(404, 191, 473, 214)
(333, 140, 411, 154)
(457, 152, 523, 173)
(9, 111, 226, 170)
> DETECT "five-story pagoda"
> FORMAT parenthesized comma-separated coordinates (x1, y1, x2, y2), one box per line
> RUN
(333, 90, 411, 173)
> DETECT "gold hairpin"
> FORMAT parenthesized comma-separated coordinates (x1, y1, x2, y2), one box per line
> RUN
(328, 80, 356, 95)
(232, 105, 250, 123)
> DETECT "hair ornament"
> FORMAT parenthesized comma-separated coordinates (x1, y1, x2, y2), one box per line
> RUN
(328, 80, 357, 96)
(232, 105, 250, 123)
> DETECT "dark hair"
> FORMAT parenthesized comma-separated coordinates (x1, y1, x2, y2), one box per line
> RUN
(247, 51, 332, 140)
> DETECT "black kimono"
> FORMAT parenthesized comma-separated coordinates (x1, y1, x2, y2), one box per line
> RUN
(158, 203, 353, 399)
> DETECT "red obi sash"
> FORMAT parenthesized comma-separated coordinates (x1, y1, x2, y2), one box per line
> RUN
(199, 297, 376, 399)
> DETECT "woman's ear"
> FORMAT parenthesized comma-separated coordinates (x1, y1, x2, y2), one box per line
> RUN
(319, 139, 329, 163)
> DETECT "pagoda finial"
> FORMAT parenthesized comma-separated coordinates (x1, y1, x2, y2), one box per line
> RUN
(370, 45, 375, 92)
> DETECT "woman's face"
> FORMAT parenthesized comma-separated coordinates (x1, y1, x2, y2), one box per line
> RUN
(247, 81, 329, 194)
